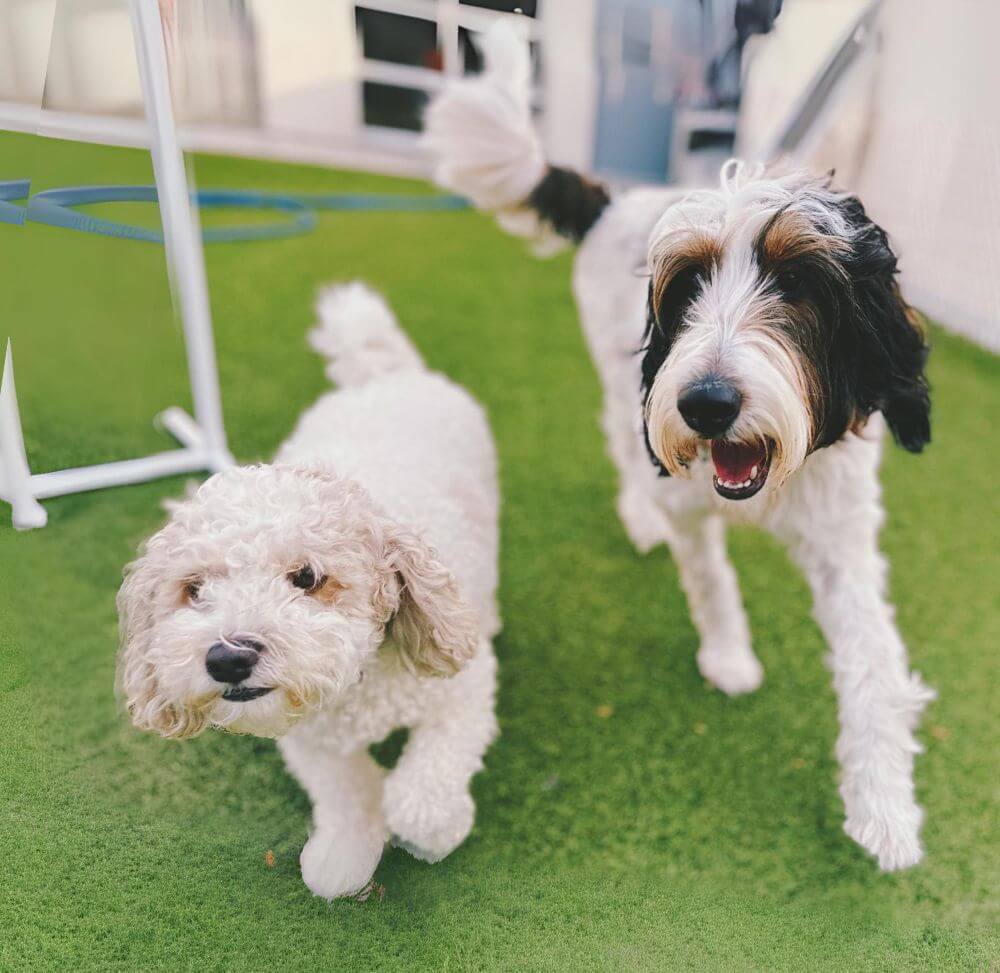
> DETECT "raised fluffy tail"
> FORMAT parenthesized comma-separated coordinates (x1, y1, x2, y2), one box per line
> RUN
(423, 21, 610, 248)
(309, 282, 424, 387)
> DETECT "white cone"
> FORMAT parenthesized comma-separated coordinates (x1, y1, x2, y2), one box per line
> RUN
(0, 341, 47, 529)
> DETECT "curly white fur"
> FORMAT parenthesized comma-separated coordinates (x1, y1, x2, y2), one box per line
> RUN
(117, 282, 500, 898)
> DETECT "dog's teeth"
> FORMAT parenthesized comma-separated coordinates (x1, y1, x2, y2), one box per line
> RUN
(750, 465, 758, 478)
(715, 475, 758, 491)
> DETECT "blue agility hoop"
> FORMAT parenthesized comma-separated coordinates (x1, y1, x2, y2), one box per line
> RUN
(0, 179, 29, 227)
(296, 192, 471, 213)
(7, 183, 470, 244)
(26, 185, 318, 243)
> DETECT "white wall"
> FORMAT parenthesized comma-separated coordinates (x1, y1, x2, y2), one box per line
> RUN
(856, 0, 1000, 351)
(741, 0, 1000, 351)
(0, 0, 56, 108)
(249, 0, 360, 138)
(541, 0, 598, 172)
(738, 0, 873, 184)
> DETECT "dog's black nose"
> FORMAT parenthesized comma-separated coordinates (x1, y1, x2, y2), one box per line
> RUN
(205, 639, 263, 685)
(677, 379, 742, 438)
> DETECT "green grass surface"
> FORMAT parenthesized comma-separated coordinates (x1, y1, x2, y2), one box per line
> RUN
(1, 134, 997, 971)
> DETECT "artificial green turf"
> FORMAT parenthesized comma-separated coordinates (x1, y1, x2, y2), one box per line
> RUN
(1, 132, 997, 972)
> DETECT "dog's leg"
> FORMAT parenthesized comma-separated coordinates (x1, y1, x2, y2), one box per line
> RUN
(787, 526, 934, 871)
(602, 397, 671, 553)
(669, 511, 763, 695)
(279, 740, 388, 899)
(383, 662, 498, 862)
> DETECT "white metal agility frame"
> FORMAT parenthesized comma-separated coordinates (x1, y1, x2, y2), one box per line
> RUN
(0, 0, 233, 530)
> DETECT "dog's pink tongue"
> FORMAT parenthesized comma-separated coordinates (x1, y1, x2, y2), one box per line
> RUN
(711, 440, 766, 482)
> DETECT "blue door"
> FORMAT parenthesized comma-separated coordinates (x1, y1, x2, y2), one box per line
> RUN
(593, 0, 699, 183)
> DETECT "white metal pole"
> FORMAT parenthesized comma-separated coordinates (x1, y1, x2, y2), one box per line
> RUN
(128, 0, 234, 472)
(0, 342, 48, 530)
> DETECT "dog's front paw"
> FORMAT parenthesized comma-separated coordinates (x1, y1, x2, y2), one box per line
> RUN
(616, 486, 668, 554)
(844, 803, 924, 872)
(697, 644, 764, 695)
(383, 772, 475, 863)
(299, 824, 386, 899)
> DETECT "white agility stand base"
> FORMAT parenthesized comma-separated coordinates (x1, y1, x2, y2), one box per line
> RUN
(0, 0, 233, 530)
(0, 343, 47, 530)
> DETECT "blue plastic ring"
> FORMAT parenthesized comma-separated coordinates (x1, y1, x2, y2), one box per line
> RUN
(0, 179, 29, 227)
(0, 181, 470, 243)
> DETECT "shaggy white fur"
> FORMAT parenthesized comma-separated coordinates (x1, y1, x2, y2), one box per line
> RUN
(423, 21, 545, 212)
(117, 282, 500, 898)
(426, 25, 934, 872)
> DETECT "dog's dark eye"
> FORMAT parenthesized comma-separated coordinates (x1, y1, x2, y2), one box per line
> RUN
(181, 578, 202, 604)
(289, 565, 325, 593)
(680, 267, 705, 299)
(657, 266, 705, 327)
(776, 269, 804, 297)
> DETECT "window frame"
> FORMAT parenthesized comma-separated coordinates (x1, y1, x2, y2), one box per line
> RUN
(354, 0, 543, 136)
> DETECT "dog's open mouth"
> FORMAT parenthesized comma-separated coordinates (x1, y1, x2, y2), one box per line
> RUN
(221, 686, 274, 703)
(710, 439, 771, 500)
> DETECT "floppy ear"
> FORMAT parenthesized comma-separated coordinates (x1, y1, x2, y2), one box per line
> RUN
(116, 553, 162, 731)
(837, 195, 931, 452)
(640, 282, 671, 475)
(116, 550, 198, 738)
(378, 523, 479, 677)
(870, 280, 931, 452)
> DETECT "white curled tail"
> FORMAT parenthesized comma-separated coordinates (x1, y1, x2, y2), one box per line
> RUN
(309, 282, 424, 387)
(423, 21, 545, 211)
(424, 22, 609, 249)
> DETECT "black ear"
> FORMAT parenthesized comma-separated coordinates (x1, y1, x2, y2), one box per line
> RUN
(837, 195, 931, 452)
(639, 282, 671, 476)
(639, 282, 670, 403)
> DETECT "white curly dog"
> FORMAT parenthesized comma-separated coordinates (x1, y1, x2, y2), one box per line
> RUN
(117, 283, 500, 899)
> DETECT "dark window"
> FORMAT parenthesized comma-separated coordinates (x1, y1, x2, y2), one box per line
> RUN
(355, 9, 441, 71)
(458, 26, 484, 74)
(361, 82, 428, 131)
(688, 130, 736, 152)
(459, 0, 538, 15)
(459, 27, 541, 80)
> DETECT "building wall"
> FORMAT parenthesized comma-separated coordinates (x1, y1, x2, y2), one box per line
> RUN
(856, 0, 1000, 351)
(740, 0, 1000, 351)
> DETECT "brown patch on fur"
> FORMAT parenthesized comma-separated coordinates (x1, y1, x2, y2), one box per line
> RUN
(179, 577, 202, 606)
(757, 209, 849, 270)
(849, 413, 870, 436)
(896, 282, 925, 337)
(645, 411, 701, 475)
(285, 689, 309, 711)
(650, 230, 723, 313)
(149, 697, 213, 739)
(313, 576, 347, 605)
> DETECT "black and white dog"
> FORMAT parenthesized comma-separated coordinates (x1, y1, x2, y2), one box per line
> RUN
(426, 24, 934, 871)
